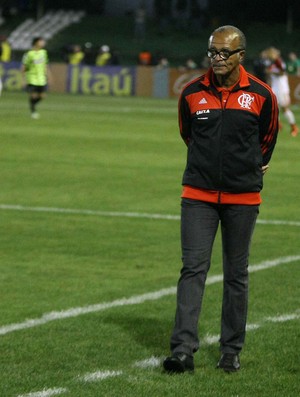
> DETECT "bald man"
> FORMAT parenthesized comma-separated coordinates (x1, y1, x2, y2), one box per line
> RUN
(163, 25, 279, 374)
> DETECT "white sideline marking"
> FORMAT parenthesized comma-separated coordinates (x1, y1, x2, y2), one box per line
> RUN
(133, 356, 161, 368)
(17, 388, 68, 397)
(1, 203, 300, 226)
(257, 219, 300, 227)
(267, 313, 300, 322)
(81, 370, 123, 382)
(245, 323, 260, 331)
(1, 256, 300, 337)
(0, 204, 180, 221)
(15, 310, 300, 396)
(0, 287, 175, 336)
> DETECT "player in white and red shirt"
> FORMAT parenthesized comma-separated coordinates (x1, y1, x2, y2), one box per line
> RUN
(267, 47, 298, 137)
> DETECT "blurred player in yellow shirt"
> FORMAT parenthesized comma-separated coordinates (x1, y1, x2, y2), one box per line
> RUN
(21, 37, 49, 119)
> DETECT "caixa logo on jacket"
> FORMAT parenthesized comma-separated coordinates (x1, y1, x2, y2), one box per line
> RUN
(238, 93, 255, 109)
(196, 109, 210, 115)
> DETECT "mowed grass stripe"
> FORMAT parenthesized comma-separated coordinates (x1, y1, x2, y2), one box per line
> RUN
(16, 310, 300, 397)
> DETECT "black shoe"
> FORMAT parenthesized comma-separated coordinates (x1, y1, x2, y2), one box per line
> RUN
(217, 353, 240, 372)
(163, 352, 194, 373)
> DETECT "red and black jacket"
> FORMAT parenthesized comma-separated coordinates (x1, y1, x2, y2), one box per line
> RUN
(179, 65, 278, 194)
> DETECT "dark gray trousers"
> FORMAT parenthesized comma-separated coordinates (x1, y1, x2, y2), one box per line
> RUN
(170, 198, 259, 356)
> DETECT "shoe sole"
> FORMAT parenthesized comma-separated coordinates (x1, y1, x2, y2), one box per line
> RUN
(217, 363, 240, 372)
(220, 367, 240, 373)
(163, 359, 194, 374)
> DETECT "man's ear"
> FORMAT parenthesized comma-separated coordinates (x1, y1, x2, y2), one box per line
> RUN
(239, 51, 246, 63)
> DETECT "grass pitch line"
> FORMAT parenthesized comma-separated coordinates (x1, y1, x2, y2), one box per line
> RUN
(267, 313, 300, 322)
(1, 204, 300, 226)
(17, 388, 68, 397)
(0, 203, 180, 221)
(80, 370, 123, 382)
(133, 356, 161, 368)
(1, 255, 299, 337)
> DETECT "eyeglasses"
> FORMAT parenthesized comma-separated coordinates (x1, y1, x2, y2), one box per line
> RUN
(207, 48, 244, 60)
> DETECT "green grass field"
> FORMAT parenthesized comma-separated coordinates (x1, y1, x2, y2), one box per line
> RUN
(1, 91, 299, 397)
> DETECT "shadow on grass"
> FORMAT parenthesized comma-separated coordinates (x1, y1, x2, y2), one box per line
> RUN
(102, 310, 220, 368)
(104, 311, 170, 354)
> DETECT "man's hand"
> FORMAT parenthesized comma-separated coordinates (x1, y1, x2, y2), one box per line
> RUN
(262, 165, 269, 175)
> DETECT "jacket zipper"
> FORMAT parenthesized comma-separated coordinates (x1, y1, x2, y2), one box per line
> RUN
(219, 91, 226, 188)
(218, 191, 221, 204)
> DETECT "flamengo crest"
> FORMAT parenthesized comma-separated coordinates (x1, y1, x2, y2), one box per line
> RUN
(238, 93, 254, 109)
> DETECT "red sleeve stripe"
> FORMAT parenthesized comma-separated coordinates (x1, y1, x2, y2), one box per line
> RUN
(248, 74, 279, 154)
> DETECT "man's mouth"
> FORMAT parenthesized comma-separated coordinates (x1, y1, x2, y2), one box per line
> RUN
(213, 63, 226, 68)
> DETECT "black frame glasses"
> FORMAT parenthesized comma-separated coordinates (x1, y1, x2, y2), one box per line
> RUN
(207, 48, 244, 60)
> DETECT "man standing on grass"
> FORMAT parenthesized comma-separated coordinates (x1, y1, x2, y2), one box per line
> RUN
(163, 25, 278, 374)
(21, 37, 49, 119)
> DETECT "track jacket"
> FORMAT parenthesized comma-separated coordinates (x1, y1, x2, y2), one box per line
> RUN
(179, 65, 278, 203)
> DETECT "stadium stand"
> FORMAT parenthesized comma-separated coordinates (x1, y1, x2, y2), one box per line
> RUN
(1, 11, 299, 68)
(0, 14, 5, 27)
(8, 9, 85, 50)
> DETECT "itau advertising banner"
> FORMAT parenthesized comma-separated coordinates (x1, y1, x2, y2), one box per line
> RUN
(66, 65, 136, 96)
